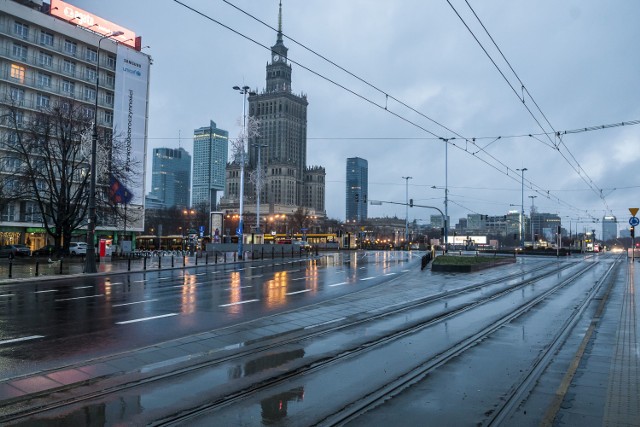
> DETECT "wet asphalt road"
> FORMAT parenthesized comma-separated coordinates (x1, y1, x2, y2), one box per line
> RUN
(0, 251, 415, 378)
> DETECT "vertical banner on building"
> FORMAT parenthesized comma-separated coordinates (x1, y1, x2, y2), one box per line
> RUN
(114, 44, 150, 230)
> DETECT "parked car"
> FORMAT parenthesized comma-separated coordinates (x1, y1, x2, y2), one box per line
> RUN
(32, 244, 59, 257)
(69, 242, 88, 256)
(0, 244, 32, 257)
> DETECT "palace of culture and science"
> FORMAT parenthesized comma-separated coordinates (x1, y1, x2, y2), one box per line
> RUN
(219, 3, 326, 224)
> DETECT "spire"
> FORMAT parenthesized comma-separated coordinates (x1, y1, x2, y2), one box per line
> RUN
(277, 0, 283, 43)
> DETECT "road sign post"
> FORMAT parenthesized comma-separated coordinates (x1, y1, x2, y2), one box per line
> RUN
(630, 209, 639, 261)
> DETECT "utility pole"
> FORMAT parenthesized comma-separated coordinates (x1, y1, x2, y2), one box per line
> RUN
(402, 176, 412, 247)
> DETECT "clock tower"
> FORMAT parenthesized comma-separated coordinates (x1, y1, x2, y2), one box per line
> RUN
(266, 1, 292, 93)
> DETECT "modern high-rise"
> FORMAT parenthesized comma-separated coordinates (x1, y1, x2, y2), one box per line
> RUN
(220, 2, 325, 219)
(346, 157, 368, 222)
(192, 121, 228, 211)
(0, 0, 150, 248)
(602, 215, 617, 241)
(149, 147, 191, 208)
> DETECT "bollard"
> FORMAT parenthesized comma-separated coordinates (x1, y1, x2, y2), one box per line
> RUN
(195, 254, 198, 265)
(8, 259, 12, 278)
(281, 247, 284, 258)
(35, 261, 39, 276)
(183, 255, 186, 267)
(292, 247, 294, 258)
(315, 246, 319, 256)
(144, 256, 147, 270)
(224, 252, 227, 263)
(60, 258, 63, 274)
(128, 257, 131, 271)
(261, 247, 264, 260)
(215, 252, 218, 263)
(206, 252, 209, 265)
(272, 247, 275, 259)
(158, 255, 162, 270)
(234, 252, 237, 262)
(172, 255, 175, 268)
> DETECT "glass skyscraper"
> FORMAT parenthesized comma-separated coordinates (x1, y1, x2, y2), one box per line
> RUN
(346, 157, 368, 222)
(149, 147, 191, 208)
(192, 121, 228, 211)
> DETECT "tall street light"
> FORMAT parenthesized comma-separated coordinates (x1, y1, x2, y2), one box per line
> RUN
(517, 167, 528, 249)
(233, 85, 253, 260)
(85, 30, 123, 274)
(402, 176, 412, 246)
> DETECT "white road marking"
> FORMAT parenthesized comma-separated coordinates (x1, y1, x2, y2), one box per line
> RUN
(55, 294, 104, 302)
(34, 289, 57, 294)
(158, 277, 171, 281)
(292, 276, 312, 281)
(0, 293, 13, 297)
(116, 313, 178, 324)
(304, 317, 346, 330)
(329, 282, 348, 287)
(195, 273, 206, 276)
(0, 335, 44, 346)
(112, 298, 158, 307)
(223, 285, 252, 291)
(108, 282, 123, 285)
(133, 280, 146, 283)
(384, 273, 397, 276)
(219, 299, 259, 307)
(73, 286, 92, 289)
(360, 277, 375, 281)
(286, 289, 310, 295)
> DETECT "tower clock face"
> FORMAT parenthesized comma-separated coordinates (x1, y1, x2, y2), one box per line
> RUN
(273, 54, 280, 62)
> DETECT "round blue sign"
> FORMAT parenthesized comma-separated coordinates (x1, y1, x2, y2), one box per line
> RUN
(629, 217, 639, 226)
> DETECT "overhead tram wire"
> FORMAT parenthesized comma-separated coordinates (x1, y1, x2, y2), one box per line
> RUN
(172, 0, 596, 220)
(453, 0, 609, 210)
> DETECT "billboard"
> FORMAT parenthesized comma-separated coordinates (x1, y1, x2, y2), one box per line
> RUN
(113, 44, 149, 209)
(50, 0, 136, 49)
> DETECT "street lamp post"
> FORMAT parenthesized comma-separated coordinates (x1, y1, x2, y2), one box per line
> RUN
(233, 85, 253, 260)
(84, 31, 123, 274)
(517, 168, 528, 249)
(402, 176, 412, 247)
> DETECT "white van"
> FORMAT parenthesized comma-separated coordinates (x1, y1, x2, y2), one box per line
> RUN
(69, 242, 88, 256)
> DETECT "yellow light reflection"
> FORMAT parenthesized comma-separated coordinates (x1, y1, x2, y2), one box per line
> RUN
(226, 271, 242, 315)
(180, 273, 198, 315)
(265, 271, 288, 309)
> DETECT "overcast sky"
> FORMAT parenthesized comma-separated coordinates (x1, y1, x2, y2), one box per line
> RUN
(70, 0, 639, 235)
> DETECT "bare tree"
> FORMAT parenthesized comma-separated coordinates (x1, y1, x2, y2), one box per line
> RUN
(2, 100, 135, 254)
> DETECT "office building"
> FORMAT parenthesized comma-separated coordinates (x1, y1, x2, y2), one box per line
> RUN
(192, 121, 228, 211)
(149, 147, 191, 209)
(346, 157, 368, 222)
(0, 0, 150, 248)
(220, 2, 325, 219)
(602, 215, 617, 241)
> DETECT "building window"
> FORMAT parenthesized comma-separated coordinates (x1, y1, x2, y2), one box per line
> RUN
(85, 47, 98, 62)
(25, 202, 42, 223)
(37, 72, 52, 88)
(37, 93, 50, 108)
(13, 111, 24, 127)
(82, 107, 94, 119)
(62, 80, 75, 95)
(9, 87, 25, 104)
(39, 31, 54, 46)
(83, 86, 96, 101)
(106, 55, 116, 69)
(38, 51, 53, 67)
(9, 64, 25, 84)
(105, 91, 114, 106)
(105, 74, 115, 87)
(62, 59, 76, 76)
(12, 43, 27, 61)
(1, 204, 16, 222)
(85, 68, 97, 82)
(14, 21, 29, 39)
(64, 40, 77, 56)
(104, 110, 113, 125)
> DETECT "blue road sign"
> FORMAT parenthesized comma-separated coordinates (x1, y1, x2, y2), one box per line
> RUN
(629, 217, 639, 226)
(236, 228, 242, 236)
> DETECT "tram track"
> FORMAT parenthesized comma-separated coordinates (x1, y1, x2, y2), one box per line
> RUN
(0, 257, 595, 424)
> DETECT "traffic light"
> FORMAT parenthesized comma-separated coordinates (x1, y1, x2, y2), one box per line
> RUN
(631, 226, 635, 238)
(355, 193, 359, 202)
(409, 198, 413, 207)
